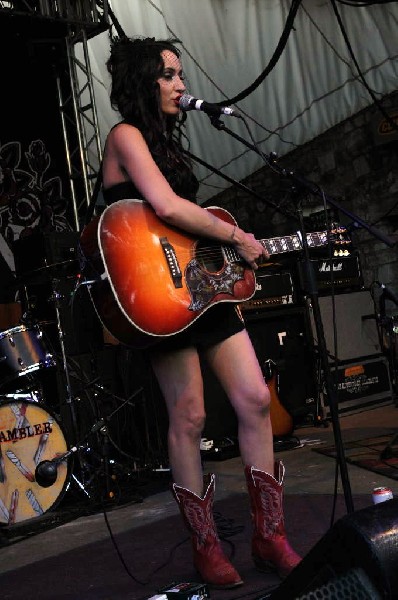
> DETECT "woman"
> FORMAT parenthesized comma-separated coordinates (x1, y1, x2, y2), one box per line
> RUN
(102, 36, 300, 588)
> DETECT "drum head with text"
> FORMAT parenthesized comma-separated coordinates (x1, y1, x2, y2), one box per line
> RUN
(0, 400, 70, 524)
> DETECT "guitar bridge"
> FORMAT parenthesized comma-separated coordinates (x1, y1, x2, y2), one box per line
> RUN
(160, 236, 183, 288)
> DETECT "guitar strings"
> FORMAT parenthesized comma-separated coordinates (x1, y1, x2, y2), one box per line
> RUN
(163, 228, 347, 266)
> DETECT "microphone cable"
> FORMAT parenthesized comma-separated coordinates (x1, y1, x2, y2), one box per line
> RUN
(330, 0, 398, 135)
(216, 0, 303, 107)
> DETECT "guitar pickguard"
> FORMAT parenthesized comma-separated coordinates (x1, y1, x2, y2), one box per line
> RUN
(185, 259, 245, 311)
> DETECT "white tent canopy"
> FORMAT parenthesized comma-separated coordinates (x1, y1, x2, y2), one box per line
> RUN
(82, 0, 398, 203)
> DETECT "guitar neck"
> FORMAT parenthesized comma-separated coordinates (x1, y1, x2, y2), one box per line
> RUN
(224, 228, 344, 265)
(260, 231, 329, 257)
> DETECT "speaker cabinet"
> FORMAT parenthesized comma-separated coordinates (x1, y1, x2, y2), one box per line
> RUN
(270, 499, 398, 600)
(310, 290, 381, 362)
(323, 355, 393, 416)
(201, 356, 238, 442)
(202, 306, 319, 441)
(128, 305, 321, 447)
(244, 306, 319, 424)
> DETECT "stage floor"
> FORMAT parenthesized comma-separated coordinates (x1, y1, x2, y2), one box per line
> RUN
(1, 402, 397, 599)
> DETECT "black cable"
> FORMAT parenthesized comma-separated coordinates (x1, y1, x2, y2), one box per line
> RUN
(101, 503, 244, 593)
(336, 0, 397, 5)
(102, 505, 149, 586)
(217, 0, 303, 107)
(328, 0, 398, 249)
(369, 197, 398, 228)
(214, 511, 245, 539)
(330, 0, 398, 133)
(106, 3, 127, 40)
(239, 116, 289, 178)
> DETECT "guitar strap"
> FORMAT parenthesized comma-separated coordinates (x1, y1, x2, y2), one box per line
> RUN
(84, 161, 103, 226)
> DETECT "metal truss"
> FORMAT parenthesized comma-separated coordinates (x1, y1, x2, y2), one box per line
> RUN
(60, 23, 108, 230)
(0, 1, 108, 34)
(0, 0, 110, 231)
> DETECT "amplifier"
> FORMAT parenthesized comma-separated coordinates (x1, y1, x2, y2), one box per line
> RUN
(241, 271, 295, 312)
(299, 254, 363, 294)
(310, 290, 381, 362)
(322, 355, 393, 416)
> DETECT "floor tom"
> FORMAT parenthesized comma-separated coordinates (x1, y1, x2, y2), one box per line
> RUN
(0, 325, 55, 392)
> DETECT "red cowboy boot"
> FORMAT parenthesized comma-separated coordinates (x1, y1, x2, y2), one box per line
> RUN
(172, 474, 243, 589)
(244, 462, 301, 578)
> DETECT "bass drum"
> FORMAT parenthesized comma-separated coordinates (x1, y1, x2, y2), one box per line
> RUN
(0, 398, 70, 525)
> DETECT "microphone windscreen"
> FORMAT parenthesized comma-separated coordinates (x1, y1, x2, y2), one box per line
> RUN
(35, 460, 58, 488)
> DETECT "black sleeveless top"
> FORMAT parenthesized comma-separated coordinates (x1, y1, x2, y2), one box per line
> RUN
(102, 126, 199, 205)
(103, 170, 199, 205)
(101, 130, 244, 352)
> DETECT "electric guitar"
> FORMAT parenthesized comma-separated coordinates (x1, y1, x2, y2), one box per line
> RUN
(263, 359, 294, 438)
(80, 199, 349, 347)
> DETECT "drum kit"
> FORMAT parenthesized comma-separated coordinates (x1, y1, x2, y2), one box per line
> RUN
(0, 257, 130, 528)
(0, 320, 71, 526)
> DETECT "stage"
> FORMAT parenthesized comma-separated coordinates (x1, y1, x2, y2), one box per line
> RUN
(1, 403, 397, 600)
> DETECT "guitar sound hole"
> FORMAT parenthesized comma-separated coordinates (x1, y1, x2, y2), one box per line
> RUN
(196, 240, 225, 272)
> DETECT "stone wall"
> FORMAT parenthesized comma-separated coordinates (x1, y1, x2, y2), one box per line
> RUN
(207, 91, 398, 316)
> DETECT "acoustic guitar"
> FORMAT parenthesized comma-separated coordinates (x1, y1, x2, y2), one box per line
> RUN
(263, 359, 294, 438)
(80, 198, 349, 348)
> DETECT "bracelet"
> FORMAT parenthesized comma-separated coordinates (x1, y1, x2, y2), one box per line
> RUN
(230, 225, 237, 242)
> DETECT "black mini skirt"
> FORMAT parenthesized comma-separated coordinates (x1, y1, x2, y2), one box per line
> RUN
(149, 303, 245, 354)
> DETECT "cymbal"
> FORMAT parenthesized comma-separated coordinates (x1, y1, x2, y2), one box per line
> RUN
(10, 259, 80, 289)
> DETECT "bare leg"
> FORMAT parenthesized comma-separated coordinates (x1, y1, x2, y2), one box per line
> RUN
(205, 329, 300, 577)
(204, 328, 274, 473)
(150, 346, 205, 496)
(152, 347, 243, 588)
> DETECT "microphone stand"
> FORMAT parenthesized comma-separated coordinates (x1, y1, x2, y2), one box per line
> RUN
(36, 388, 144, 496)
(203, 114, 395, 514)
(206, 116, 395, 249)
(35, 416, 110, 490)
(184, 149, 297, 222)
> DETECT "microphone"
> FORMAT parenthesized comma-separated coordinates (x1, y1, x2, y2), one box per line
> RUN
(179, 94, 241, 118)
(35, 446, 76, 487)
(35, 460, 61, 488)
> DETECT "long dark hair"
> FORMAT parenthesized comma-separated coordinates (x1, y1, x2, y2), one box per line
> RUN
(106, 36, 194, 191)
